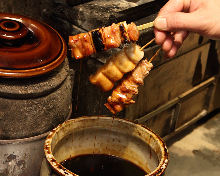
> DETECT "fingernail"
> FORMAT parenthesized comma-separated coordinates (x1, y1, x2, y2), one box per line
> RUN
(154, 17, 168, 31)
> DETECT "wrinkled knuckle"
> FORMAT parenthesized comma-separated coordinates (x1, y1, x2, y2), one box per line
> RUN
(170, 15, 181, 30)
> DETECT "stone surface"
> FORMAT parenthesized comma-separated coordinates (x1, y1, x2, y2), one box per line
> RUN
(166, 111, 220, 176)
(0, 59, 74, 139)
(0, 59, 69, 98)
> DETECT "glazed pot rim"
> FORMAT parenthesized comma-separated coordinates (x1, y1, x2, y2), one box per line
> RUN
(44, 116, 169, 176)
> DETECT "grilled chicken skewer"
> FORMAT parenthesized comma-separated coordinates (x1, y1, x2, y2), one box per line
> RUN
(69, 21, 154, 59)
(89, 38, 155, 92)
(104, 49, 160, 114)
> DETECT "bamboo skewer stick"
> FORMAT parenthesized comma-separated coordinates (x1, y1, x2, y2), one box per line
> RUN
(140, 38, 155, 50)
(137, 21, 154, 31)
(149, 48, 161, 63)
(139, 37, 160, 63)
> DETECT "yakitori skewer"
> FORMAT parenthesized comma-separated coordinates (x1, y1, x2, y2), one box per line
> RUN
(69, 21, 154, 59)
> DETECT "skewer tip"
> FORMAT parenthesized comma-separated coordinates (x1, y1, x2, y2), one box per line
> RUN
(140, 38, 155, 51)
(149, 48, 161, 63)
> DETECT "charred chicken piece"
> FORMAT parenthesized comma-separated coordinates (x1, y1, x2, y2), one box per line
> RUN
(69, 22, 139, 59)
(104, 60, 153, 114)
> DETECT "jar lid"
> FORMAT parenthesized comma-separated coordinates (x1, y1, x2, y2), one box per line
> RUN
(0, 13, 66, 78)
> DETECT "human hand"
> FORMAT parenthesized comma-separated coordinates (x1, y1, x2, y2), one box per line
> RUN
(154, 0, 220, 58)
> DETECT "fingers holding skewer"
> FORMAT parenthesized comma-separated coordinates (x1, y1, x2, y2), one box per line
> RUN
(154, 28, 189, 58)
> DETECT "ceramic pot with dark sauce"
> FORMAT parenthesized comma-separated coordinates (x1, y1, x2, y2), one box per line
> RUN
(41, 116, 168, 176)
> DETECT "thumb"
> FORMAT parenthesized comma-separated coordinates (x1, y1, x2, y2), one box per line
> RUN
(154, 12, 201, 32)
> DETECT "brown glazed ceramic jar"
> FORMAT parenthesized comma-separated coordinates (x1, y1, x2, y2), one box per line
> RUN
(0, 13, 73, 176)
(41, 117, 168, 176)
(0, 13, 73, 140)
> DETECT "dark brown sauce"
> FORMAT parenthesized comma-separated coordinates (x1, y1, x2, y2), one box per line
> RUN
(61, 154, 147, 176)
